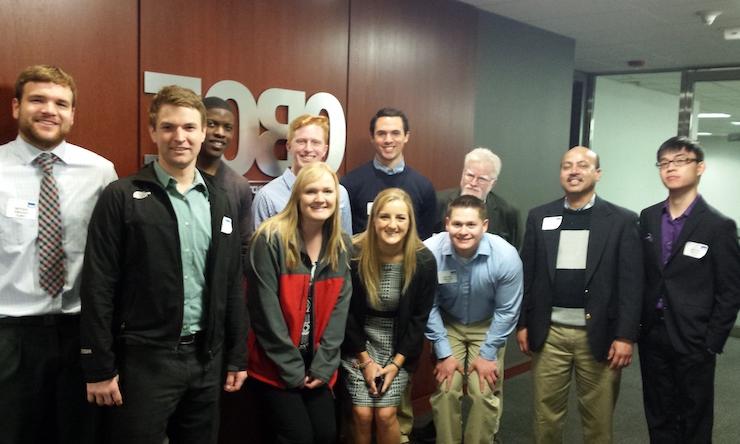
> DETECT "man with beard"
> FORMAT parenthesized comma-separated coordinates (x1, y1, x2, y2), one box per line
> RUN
(196, 96, 253, 258)
(517, 146, 642, 443)
(0, 65, 117, 443)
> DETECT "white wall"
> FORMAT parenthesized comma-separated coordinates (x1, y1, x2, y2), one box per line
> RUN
(590, 77, 679, 213)
(697, 136, 740, 232)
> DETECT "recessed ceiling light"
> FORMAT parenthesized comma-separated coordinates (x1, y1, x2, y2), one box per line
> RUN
(698, 113, 731, 118)
(697, 132, 713, 136)
(731, 121, 740, 125)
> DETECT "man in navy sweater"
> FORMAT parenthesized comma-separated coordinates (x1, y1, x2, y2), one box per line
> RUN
(341, 107, 436, 239)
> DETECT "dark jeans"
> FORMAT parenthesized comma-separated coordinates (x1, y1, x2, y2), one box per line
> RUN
(105, 340, 223, 444)
(639, 321, 716, 444)
(0, 314, 99, 444)
(248, 378, 337, 444)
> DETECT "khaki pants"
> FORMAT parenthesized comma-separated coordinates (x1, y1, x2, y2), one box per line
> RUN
(430, 318, 504, 444)
(532, 324, 620, 444)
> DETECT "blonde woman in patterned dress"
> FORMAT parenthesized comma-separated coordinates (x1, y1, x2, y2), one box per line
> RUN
(341, 188, 437, 444)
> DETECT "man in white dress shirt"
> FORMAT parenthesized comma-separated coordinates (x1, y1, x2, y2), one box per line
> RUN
(0, 65, 117, 444)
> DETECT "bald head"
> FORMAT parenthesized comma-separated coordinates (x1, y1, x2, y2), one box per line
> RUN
(562, 146, 600, 169)
(559, 146, 601, 203)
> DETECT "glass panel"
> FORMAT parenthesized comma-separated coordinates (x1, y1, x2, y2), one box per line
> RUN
(590, 72, 681, 213)
(692, 80, 740, 234)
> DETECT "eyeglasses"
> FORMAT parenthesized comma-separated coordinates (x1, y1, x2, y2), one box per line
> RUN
(655, 158, 700, 169)
(463, 171, 493, 184)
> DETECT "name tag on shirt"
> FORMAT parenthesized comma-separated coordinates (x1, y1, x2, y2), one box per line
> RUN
(438, 269, 458, 284)
(366, 201, 374, 216)
(5, 198, 37, 220)
(542, 216, 562, 230)
(683, 241, 708, 259)
(221, 216, 233, 234)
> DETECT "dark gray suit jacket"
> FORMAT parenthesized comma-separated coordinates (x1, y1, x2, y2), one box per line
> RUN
(519, 196, 643, 361)
(640, 196, 740, 354)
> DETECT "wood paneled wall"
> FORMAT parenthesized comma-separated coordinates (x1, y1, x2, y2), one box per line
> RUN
(0, 0, 139, 174)
(1, 0, 476, 184)
(0, 0, 479, 440)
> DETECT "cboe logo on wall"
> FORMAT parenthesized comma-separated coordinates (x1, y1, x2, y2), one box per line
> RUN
(144, 71, 346, 177)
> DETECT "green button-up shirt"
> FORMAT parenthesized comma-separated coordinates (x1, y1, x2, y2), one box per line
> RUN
(153, 161, 212, 336)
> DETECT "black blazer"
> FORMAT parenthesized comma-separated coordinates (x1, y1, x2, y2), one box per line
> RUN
(519, 196, 643, 361)
(342, 247, 437, 372)
(640, 196, 740, 354)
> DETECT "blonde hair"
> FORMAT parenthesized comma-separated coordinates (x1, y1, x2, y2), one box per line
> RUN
(148, 85, 207, 128)
(287, 114, 329, 144)
(15, 65, 77, 106)
(353, 188, 424, 307)
(253, 162, 347, 270)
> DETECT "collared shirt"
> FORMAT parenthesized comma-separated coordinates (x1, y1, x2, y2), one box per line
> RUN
(372, 157, 405, 175)
(564, 193, 596, 211)
(251, 167, 353, 234)
(0, 136, 117, 317)
(153, 161, 211, 335)
(424, 232, 523, 361)
(660, 196, 699, 266)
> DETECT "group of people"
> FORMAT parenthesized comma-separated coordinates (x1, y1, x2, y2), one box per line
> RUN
(1, 64, 738, 444)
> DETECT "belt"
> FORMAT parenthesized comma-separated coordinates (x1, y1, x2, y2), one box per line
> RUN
(0, 314, 79, 326)
(179, 331, 203, 345)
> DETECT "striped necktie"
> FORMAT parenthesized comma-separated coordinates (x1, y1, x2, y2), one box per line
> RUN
(35, 152, 65, 297)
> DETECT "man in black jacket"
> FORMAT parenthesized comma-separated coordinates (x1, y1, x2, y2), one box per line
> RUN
(517, 146, 642, 443)
(639, 136, 740, 443)
(80, 85, 247, 444)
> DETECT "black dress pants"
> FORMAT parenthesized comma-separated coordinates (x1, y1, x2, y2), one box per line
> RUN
(105, 340, 222, 444)
(0, 314, 99, 444)
(639, 321, 716, 444)
(248, 378, 337, 444)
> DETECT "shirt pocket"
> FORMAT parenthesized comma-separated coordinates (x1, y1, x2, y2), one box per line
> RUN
(0, 208, 38, 249)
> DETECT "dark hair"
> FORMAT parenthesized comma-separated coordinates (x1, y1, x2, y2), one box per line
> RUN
(203, 96, 232, 112)
(657, 136, 704, 162)
(446, 194, 487, 221)
(369, 107, 409, 135)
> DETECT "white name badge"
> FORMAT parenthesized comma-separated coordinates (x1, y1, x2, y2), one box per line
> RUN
(133, 190, 151, 199)
(5, 198, 38, 220)
(366, 201, 374, 216)
(542, 216, 562, 231)
(221, 216, 233, 234)
(683, 241, 708, 259)
(438, 269, 458, 284)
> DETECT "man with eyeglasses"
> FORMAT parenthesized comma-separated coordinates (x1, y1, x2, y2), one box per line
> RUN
(251, 114, 352, 233)
(517, 146, 643, 443)
(436, 147, 521, 248)
(639, 136, 740, 443)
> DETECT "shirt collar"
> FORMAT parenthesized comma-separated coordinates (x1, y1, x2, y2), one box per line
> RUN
(15, 135, 68, 165)
(564, 193, 596, 211)
(661, 195, 699, 221)
(282, 167, 297, 188)
(153, 160, 208, 197)
(373, 157, 405, 175)
(440, 232, 491, 262)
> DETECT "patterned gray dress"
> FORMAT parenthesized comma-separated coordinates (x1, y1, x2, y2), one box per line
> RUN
(341, 263, 408, 407)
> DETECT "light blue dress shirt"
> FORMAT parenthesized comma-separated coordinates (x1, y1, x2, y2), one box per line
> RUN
(251, 167, 353, 234)
(424, 232, 523, 361)
(372, 157, 405, 175)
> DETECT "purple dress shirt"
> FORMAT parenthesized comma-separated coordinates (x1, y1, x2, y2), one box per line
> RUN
(657, 196, 699, 309)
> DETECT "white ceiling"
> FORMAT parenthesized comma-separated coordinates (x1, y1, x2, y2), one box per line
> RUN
(459, 0, 740, 73)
